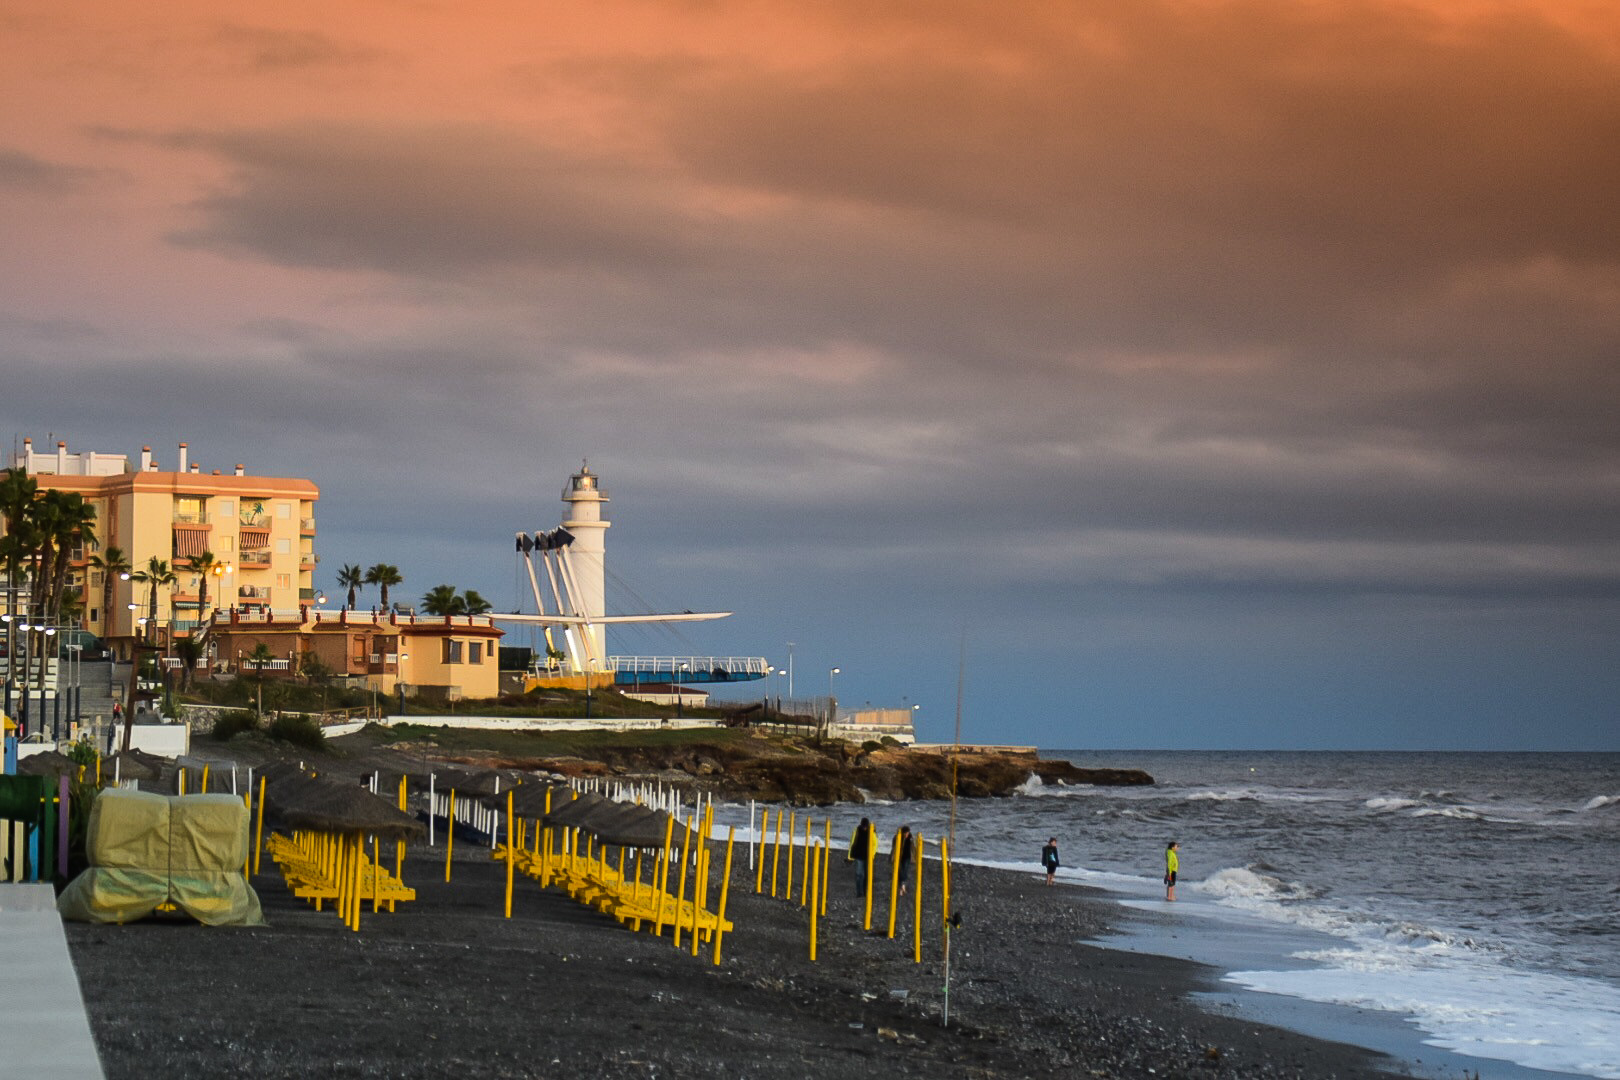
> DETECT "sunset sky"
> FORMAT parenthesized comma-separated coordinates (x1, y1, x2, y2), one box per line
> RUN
(4, 0, 1617, 748)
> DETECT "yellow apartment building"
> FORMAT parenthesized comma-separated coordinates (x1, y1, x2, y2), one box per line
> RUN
(10, 438, 318, 653)
(208, 609, 504, 700)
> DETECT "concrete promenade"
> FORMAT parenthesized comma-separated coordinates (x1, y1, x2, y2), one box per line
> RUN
(0, 883, 105, 1078)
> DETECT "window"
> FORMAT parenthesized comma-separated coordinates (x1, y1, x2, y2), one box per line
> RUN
(221, 535, 234, 552)
(276, 538, 290, 554)
(275, 573, 291, 589)
(469, 642, 482, 664)
(276, 502, 291, 519)
(442, 639, 464, 664)
(217, 499, 234, 518)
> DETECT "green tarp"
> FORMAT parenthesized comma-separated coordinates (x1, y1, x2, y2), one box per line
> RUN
(57, 789, 264, 926)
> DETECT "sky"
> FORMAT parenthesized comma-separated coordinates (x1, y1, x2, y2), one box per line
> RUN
(3, 0, 1617, 750)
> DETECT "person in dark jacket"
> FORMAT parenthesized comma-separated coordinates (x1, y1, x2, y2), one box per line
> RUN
(847, 817, 875, 895)
(1041, 837, 1060, 885)
(895, 824, 916, 897)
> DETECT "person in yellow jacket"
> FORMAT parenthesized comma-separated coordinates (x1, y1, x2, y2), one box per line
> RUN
(1164, 840, 1179, 901)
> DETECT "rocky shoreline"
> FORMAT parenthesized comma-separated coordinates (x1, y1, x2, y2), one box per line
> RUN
(352, 726, 1155, 804)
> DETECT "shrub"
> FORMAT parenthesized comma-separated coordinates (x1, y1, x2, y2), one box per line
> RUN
(880, 736, 900, 747)
(211, 710, 260, 742)
(268, 713, 327, 751)
(862, 740, 884, 753)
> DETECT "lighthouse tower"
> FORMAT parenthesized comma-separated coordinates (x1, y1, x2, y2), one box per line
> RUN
(560, 462, 610, 664)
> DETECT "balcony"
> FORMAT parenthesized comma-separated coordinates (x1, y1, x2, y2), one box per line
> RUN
(173, 513, 207, 525)
(239, 514, 268, 528)
(238, 549, 271, 568)
(299, 554, 317, 567)
(300, 517, 317, 533)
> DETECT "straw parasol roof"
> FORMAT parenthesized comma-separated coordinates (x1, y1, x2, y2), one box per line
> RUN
(264, 776, 425, 841)
(17, 749, 76, 777)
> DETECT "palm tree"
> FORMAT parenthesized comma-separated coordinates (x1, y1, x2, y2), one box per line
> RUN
(461, 589, 492, 615)
(185, 550, 219, 629)
(131, 556, 175, 642)
(172, 635, 202, 692)
(364, 563, 402, 611)
(337, 563, 363, 609)
(247, 642, 275, 715)
(89, 544, 131, 638)
(420, 584, 463, 616)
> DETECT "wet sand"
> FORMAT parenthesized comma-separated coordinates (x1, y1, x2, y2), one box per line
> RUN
(63, 833, 1404, 1079)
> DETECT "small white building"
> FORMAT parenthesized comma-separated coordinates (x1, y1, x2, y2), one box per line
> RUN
(830, 707, 916, 744)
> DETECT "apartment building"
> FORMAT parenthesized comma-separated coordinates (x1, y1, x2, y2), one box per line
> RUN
(11, 439, 318, 651)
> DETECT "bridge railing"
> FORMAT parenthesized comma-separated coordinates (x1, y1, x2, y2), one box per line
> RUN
(607, 656, 770, 678)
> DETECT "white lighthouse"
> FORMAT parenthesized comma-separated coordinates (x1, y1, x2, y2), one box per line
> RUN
(560, 462, 609, 664)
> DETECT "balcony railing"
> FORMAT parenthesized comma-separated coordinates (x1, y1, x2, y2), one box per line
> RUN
(240, 514, 268, 527)
(239, 549, 271, 566)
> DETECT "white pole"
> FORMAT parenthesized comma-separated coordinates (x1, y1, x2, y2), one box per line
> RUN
(429, 774, 436, 847)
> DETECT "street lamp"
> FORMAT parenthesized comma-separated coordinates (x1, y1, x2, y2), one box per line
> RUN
(398, 652, 409, 717)
(675, 662, 689, 718)
(786, 642, 795, 699)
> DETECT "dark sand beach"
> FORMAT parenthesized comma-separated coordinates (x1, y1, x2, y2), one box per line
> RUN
(63, 822, 1403, 1079)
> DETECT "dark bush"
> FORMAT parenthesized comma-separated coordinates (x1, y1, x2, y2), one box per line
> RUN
(211, 710, 260, 742)
(268, 713, 327, 750)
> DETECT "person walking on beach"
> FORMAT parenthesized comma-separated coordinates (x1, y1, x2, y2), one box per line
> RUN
(894, 825, 916, 897)
(848, 817, 875, 895)
(1164, 840, 1179, 901)
(1041, 837, 1060, 885)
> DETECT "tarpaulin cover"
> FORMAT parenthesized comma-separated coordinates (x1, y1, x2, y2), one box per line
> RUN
(57, 789, 264, 926)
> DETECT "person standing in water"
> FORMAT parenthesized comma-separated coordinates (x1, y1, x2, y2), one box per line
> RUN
(1041, 837, 1060, 885)
(1164, 840, 1179, 901)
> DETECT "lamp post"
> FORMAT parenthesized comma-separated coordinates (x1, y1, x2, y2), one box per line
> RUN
(825, 666, 840, 743)
(675, 662, 689, 718)
(786, 641, 795, 700)
(398, 652, 409, 717)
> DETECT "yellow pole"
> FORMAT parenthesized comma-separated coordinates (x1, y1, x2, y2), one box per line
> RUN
(177, 768, 185, 796)
(912, 832, 924, 963)
(241, 789, 251, 878)
(673, 817, 693, 949)
(711, 827, 736, 966)
(887, 828, 902, 939)
(445, 790, 456, 883)
(652, 816, 675, 939)
(690, 840, 708, 957)
(819, 834, 831, 917)
(372, 834, 381, 914)
(821, 819, 832, 916)
(396, 775, 407, 887)
(798, 815, 811, 907)
(504, 789, 515, 918)
(353, 835, 365, 931)
(95, 753, 100, 787)
(770, 808, 784, 897)
(754, 809, 770, 894)
(253, 775, 267, 875)
(940, 837, 952, 955)
(808, 839, 821, 961)
(863, 824, 875, 930)
(784, 811, 796, 901)
(201, 764, 210, 793)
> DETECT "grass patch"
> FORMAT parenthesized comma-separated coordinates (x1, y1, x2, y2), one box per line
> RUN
(370, 722, 761, 759)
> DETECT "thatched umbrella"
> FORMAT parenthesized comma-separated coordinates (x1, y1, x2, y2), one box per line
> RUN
(17, 749, 76, 776)
(541, 791, 614, 828)
(266, 777, 424, 842)
(104, 749, 163, 782)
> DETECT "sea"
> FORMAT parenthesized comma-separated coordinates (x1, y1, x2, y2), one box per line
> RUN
(716, 750, 1620, 1079)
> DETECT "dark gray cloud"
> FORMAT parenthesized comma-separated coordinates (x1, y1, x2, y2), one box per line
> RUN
(0, 147, 99, 191)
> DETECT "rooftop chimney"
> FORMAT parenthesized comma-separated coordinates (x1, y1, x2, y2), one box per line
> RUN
(177, 442, 188, 473)
(235, 464, 245, 476)
(140, 446, 153, 471)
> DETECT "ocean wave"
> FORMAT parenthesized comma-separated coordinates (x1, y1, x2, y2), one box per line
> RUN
(1410, 806, 1484, 821)
(1198, 864, 1322, 903)
(1580, 794, 1620, 813)
(1013, 775, 1094, 798)
(1364, 796, 1423, 812)
(1183, 787, 1334, 805)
